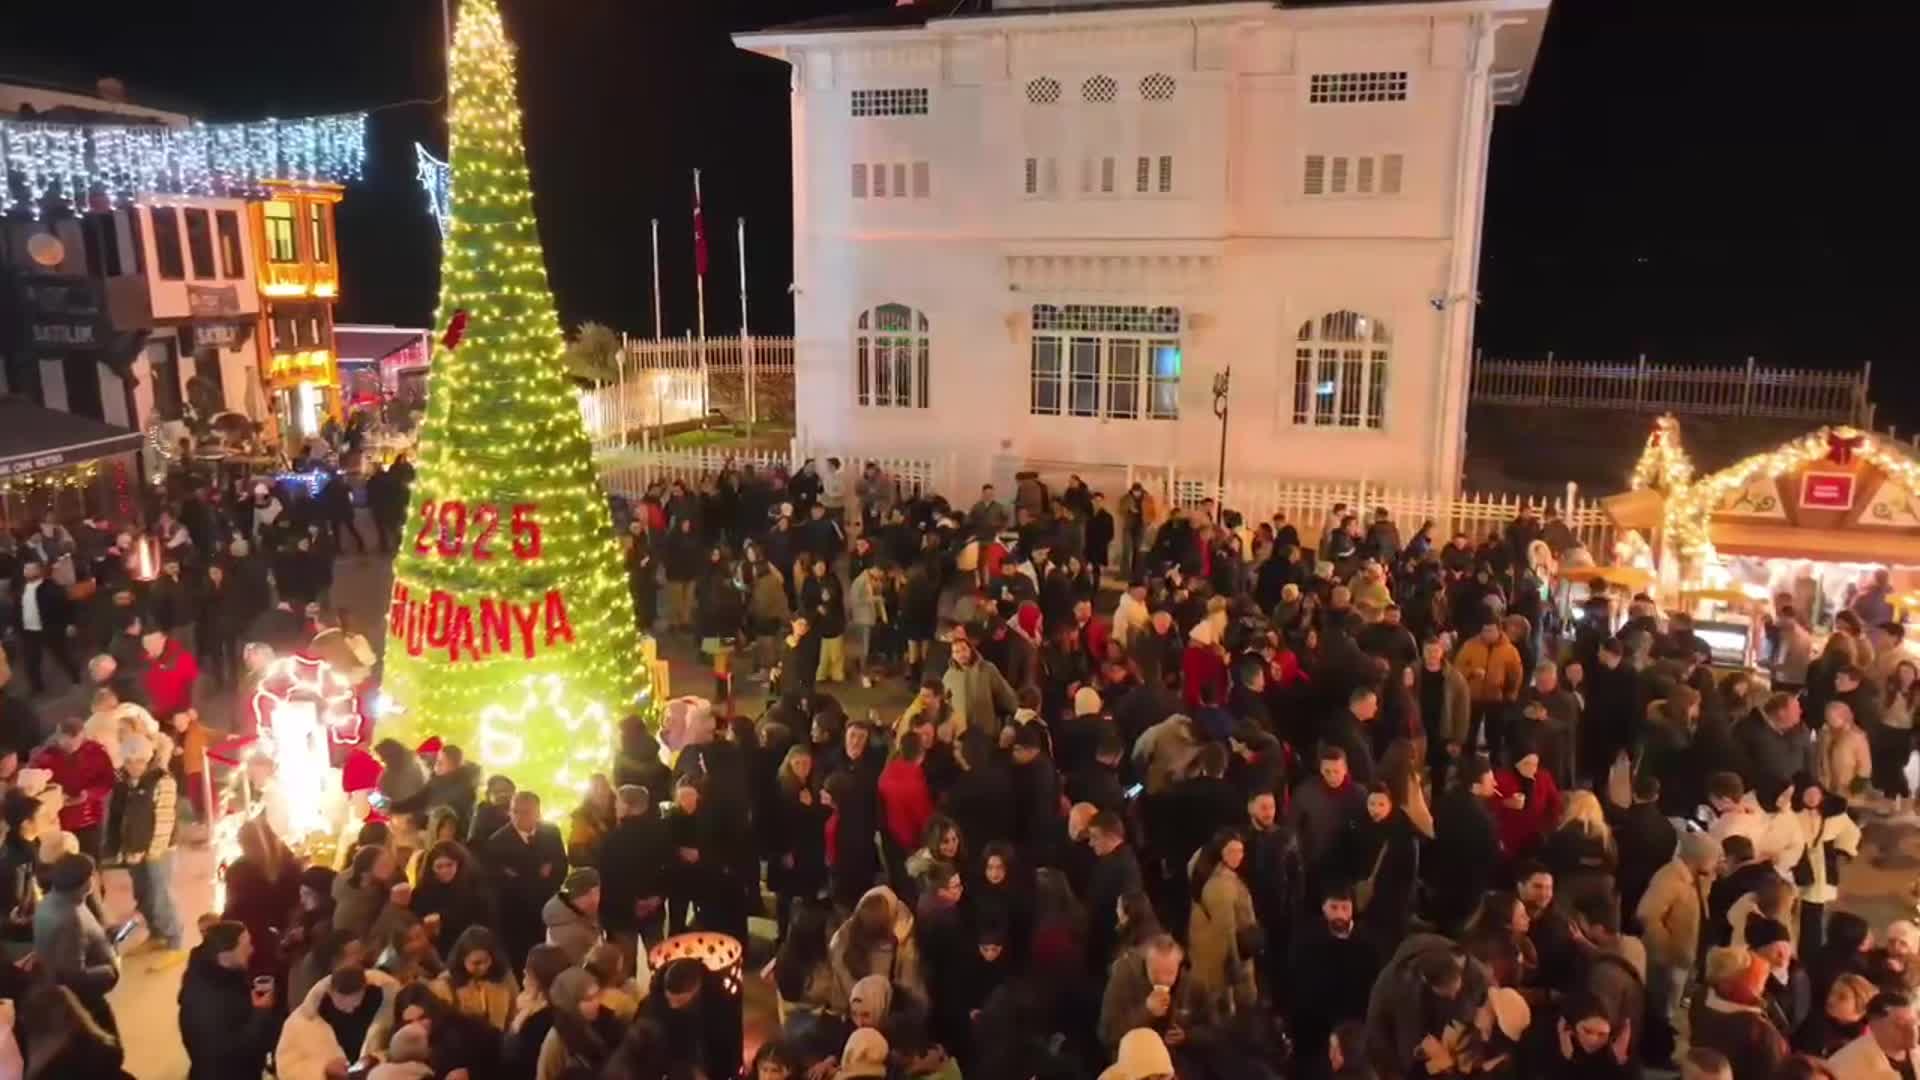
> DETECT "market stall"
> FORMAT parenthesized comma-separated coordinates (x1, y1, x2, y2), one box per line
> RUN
(1613, 415, 1920, 631)
(0, 393, 142, 530)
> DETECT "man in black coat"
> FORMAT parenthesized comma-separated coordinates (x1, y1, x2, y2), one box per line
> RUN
(481, 790, 569, 971)
(1614, 774, 1678, 930)
(1245, 790, 1304, 991)
(1009, 724, 1064, 860)
(1066, 732, 1127, 814)
(941, 732, 1015, 849)
(1427, 755, 1502, 932)
(177, 920, 279, 1080)
(1085, 493, 1115, 574)
(1155, 742, 1245, 876)
(598, 783, 671, 944)
(1084, 810, 1143, 973)
(1288, 882, 1381, 1053)
(193, 562, 246, 689)
(1319, 685, 1380, 785)
(15, 560, 79, 694)
(1583, 639, 1637, 785)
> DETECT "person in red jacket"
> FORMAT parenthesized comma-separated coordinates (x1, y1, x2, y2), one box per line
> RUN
(877, 732, 935, 898)
(1181, 613, 1230, 711)
(140, 629, 200, 720)
(1487, 738, 1564, 862)
(29, 716, 115, 858)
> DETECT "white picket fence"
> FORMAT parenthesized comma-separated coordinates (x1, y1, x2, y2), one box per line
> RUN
(597, 445, 950, 505)
(1470, 353, 1873, 425)
(578, 335, 798, 449)
(1144, 467, 1615, 555)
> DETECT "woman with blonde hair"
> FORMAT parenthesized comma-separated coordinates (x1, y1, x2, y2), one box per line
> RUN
(1544, 790, 1619, 897)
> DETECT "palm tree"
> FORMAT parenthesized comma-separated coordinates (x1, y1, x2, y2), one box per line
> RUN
(564, 321, 622, 384)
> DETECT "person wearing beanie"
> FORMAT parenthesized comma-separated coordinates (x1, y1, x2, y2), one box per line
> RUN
(1746, 915, 1813, 1035)
(542, 867, 605, 965)
(1639, 829, 1720, 1042)
(1688, 945, 1789, 1080)
(836, 1026, 890, 1079)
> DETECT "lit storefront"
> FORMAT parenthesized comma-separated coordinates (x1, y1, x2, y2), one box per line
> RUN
(249, 181, 343, 447)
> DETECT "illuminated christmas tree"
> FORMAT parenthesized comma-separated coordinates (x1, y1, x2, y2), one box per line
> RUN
(382, 0, 644, 804)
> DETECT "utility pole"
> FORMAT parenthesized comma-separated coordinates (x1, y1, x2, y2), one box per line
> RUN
(1212, 366, 1232, 500)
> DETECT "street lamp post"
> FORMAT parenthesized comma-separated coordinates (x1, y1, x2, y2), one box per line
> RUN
(1212, 366, 1231, 501)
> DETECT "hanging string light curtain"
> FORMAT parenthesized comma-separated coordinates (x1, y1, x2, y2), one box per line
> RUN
(0, 112, 368, 216)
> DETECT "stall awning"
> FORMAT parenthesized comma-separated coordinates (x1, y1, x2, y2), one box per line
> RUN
(0, 395, 143, 477)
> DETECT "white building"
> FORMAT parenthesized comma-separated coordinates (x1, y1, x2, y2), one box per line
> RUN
(735, 0, 1550, 495)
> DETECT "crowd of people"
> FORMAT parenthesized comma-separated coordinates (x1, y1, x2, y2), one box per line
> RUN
(0, 451, 1915, 1080)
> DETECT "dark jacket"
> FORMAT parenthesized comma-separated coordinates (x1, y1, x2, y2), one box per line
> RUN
(179, 941, 280, 1080)
(598, 810, 672, 936)
(1428, 787, 1501, 930)
(1734, 712, 1815, 794)
(1613, 800, 1677, 928)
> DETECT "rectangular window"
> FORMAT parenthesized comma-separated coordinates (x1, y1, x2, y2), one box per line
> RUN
(1381, 154, 1404, 195)
(1100, 157, 1115, 194)
(1367, 348, 1389, 430)
(215, 210, 244, 278)
(1292, 348, 1315, 425)
(873, 339, 894, 405)
(1044, 158, 1058, 196)
(309, 202, 330, 263)
(1079, 158, 1093, 195)
(1308, 71, 1409, 104)
(1107, 338, 1141, 419)
(1068, 337, 1100, 417)
(873, 164, 888, 198)
(856, 338, 870, 405)
(1314, 349, 1338, 425)
(150, 207, 186, 281)
(850, 88, 929, 117)
(916, 338, 930, 408)
(264, 201, 298, 263)
(912, 162, 930, 198)
(1329, 156, 1349, 194)
(1356, 156, 1375, 194)
(1303, 154, 1326, 196)
(1148, 341, 1181, 419)
(892, 164, 907, 199)
(1137, 156, 1151, 194)
(1024, 158, 1039, 196)
(852, 163, 868, 199)
(183, 209, 216, 279)
(1339, 347, 1365, 427)
(1158, 156, 1173, 194)
(1031, 336, 1062, 415)
(126, 208, 145, 274)
(83, 214, 122, 276)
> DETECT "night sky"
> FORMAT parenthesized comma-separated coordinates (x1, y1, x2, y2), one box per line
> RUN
(4, 1, 1908, 422)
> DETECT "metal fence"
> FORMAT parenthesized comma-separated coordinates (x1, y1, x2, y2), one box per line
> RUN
(1470, 354, 1873, 425)
(1141, 467, 1616, 556)
(578, 335, 798, 448)
(597, 444, 949, 505)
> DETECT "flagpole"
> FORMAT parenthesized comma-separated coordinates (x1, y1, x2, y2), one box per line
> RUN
(738, 216, 754, 430)
(693, 169, 709, 423)
(649, 218, 662, 341)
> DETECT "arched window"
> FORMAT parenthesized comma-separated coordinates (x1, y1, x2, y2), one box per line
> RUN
(855, 304, 930, 409)
(1291, 310, 1389, 429)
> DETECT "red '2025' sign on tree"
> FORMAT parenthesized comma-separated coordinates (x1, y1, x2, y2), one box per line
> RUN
(387, 499, 578, 663)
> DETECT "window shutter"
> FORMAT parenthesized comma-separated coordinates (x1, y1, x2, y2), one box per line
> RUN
(1101, 157, 1115, 194)
(1025, 158, 1039, 195)
(1157, 155, 1173, 194)
(1380, 154, 1404, 195)
(1303, 155, 1325, 195)
(912, 162, 930, 198)
(1330, 156, 1349, 194)
(852, 163, 867, 199)
(893, 164, 907, 198)
(1044, 158, 1059, 196)
(1137, 156, 1151, 193)
(1356, 156, 1375, 194)
(874, 164, 888, 198)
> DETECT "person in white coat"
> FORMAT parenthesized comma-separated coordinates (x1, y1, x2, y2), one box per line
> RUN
(1828, 992, 1919, 1080)
(275, 964, 401, 1080)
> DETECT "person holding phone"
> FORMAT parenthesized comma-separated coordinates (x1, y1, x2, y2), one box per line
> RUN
(179, 920, 280, 1080)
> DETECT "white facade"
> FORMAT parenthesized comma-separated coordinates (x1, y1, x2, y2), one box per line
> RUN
(736, 0, 1549, 494)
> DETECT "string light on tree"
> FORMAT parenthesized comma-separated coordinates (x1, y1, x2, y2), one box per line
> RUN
(380, 0, 646, 810)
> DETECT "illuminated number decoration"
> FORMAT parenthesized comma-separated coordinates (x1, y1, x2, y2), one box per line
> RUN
(379, 0, 646, 807)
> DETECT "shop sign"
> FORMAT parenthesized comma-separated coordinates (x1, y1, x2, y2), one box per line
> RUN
(15, 274, 106, 354)
(1801, 472, 1856, 511)
(193, 322, 248, 350)
(0, 451, 68, 476)
(186, 284, 241, 317)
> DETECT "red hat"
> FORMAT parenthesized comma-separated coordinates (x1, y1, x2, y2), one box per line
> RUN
(341, 747, 383, 794)
(1016, 602, 1043, 640)
(416, 737, 444, 756)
